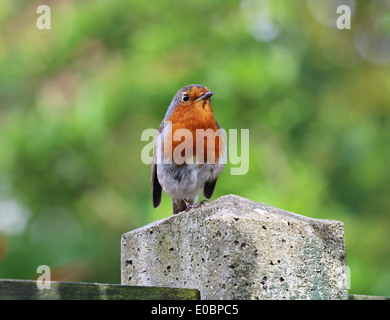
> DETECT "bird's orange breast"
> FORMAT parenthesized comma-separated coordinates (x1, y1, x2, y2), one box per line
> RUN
(163, 101, 223, 165)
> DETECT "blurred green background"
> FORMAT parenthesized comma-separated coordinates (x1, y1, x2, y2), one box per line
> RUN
(0, 0, 389, 296)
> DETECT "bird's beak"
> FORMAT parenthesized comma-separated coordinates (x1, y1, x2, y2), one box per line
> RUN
(200, 92, 213, 100)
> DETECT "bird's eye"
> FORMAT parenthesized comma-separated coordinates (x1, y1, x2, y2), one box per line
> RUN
(182, 94, 189, 102)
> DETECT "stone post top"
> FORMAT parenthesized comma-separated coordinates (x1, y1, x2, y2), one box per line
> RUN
(123, 194, 343, 238)
(121, 194, 347, 300)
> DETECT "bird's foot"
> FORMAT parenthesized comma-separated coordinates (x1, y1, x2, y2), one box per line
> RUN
(184, 199, 208, 212)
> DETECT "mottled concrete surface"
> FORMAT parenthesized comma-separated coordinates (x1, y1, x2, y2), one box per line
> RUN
(121, 195, 348, 300)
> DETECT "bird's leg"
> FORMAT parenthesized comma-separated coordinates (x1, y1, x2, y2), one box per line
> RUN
(184, 199, 208, 212)
(197, 199, 208, 206)
(183, 199, 193, 212)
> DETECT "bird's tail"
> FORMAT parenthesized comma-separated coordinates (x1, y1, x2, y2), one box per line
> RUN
(172, 199, 187, 215)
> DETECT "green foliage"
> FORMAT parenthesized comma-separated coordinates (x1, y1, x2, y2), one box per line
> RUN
(0, 0, 389, 296)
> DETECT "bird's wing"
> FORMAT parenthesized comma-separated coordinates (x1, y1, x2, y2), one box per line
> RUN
(203, 121, 226, 200)
(203, 179, 217, 199)
(151, 122, 164, 208)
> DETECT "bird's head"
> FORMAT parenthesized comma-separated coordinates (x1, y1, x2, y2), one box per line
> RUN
(164, 84, 214, 120)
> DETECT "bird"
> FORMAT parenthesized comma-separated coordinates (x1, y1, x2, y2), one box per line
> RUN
(151, 84, 227, 215)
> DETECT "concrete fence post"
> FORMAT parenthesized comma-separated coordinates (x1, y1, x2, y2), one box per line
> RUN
(121, 195, 348, 299)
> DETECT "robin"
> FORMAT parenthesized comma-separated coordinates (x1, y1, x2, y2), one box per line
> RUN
(151, 84, 227, 215)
